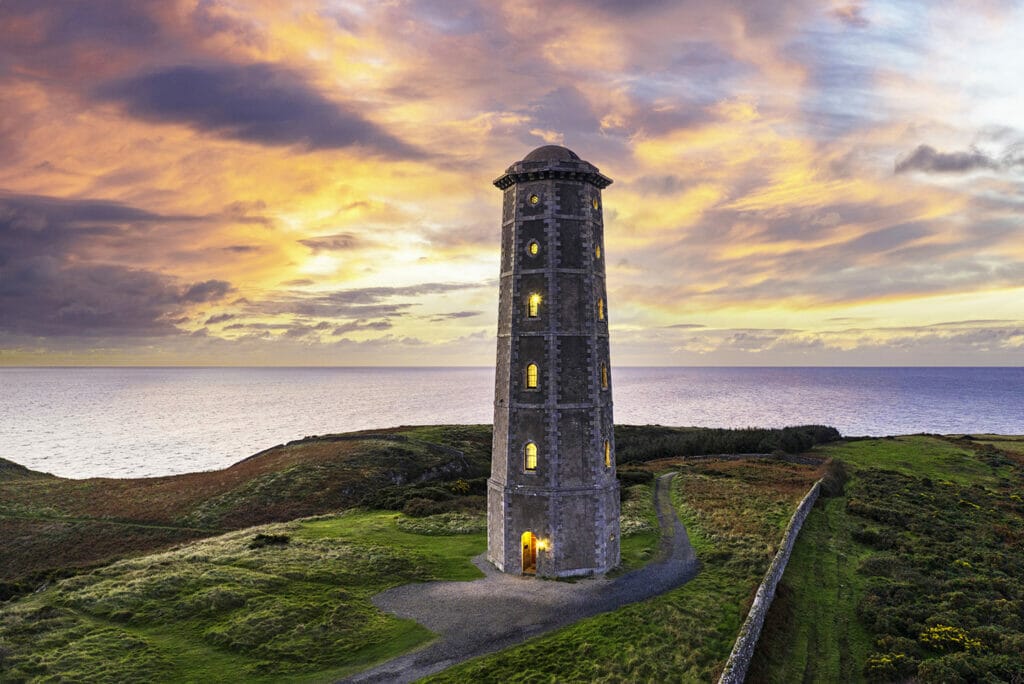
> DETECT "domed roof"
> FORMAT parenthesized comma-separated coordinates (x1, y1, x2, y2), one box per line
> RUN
(522, 145, 580, 163)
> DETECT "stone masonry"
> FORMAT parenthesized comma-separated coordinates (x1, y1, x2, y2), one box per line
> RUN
(487, 145, 620, 578)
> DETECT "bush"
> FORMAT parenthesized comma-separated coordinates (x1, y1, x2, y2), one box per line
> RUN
(617, 470, 654, 486)
(248, 534, 290, 549)
(613, 425, 842, 463)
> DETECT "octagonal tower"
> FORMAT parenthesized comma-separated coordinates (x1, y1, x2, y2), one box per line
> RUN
(487, 145, 620, 577)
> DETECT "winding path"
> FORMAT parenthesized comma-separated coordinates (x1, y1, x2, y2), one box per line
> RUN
(345, 473, 700, 683)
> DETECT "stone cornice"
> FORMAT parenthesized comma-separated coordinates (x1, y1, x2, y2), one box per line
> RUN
(493, 167, 613, 190)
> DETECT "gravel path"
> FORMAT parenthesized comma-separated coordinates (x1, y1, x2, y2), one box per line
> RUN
(344, 473, 700, 683)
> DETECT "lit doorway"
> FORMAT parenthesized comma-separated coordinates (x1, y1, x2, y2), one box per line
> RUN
(521, 531, 537, 575)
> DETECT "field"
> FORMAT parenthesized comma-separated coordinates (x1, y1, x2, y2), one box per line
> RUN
(0, 423, 844, 682)
(750, 436, 1024, 683)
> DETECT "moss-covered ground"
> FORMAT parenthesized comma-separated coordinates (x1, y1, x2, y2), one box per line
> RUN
(751, 435, 1024, 683)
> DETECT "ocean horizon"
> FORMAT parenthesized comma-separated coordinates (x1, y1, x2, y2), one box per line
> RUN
(2, 365, 1022, 479)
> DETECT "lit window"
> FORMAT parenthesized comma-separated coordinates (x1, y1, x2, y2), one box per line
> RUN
(525, 442, 538, 470)
(601, 364, 608, 389)
(592, 198, 599, 210)
(604, 440, 611, 468)
(595, 244, 602, 259)
(528, 240, 540, 256)
(528, 293, 541, 317)
(529, 194, 540, 205)
(597, 298, 604, 320)
(526, 363, 539, 389)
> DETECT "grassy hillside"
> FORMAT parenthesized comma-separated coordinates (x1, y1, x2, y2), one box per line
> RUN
(0, 470, 666, 681)
(0, 425, 493, 595)
(0, 423, 841, 681)
(0, 423, 839, 596)
(0, 511, 487, 681)
(750, 435, 1024, 683)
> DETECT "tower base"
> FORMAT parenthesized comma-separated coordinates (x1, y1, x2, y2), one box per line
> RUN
(486, 478, 620, 578)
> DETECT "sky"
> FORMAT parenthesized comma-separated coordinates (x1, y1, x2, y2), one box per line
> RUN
(0, 0, 1022, 366)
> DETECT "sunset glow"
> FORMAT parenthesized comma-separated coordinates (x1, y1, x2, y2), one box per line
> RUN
(1, 1, 1022, 365)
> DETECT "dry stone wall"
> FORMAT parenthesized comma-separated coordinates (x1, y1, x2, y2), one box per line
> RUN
(717, 478, 823, 684)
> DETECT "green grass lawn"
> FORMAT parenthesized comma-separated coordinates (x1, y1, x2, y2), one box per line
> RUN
(0, 510, 486, 682)
(818, 435, 1015, 485)
(751, 436, 1024, 683)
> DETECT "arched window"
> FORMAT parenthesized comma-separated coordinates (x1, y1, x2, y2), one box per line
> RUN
(601, 364, 609, 389)
(524, 442, 538, 471)
(526, 363, 539, 389)
(604, 440, 611, 468)
(595, 244, 602, 259)
(597, 298, 605, 320)
(528, 293, 541, 318)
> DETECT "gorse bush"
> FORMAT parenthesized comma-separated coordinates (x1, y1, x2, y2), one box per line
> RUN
(849, 466, 1024, 682)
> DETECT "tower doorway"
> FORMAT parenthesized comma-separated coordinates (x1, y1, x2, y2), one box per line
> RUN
(521, 531, 537, 575)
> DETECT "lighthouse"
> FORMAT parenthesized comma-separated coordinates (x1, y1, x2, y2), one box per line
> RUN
(486, 145, 620, 578)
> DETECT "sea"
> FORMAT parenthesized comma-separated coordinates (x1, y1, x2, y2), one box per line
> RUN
(1, 366, 1022, 479)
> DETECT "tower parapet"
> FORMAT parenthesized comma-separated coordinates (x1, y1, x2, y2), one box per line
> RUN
(486, 144, 620, 577)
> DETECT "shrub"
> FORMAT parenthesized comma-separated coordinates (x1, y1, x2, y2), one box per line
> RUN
(248, 534, 290, 549)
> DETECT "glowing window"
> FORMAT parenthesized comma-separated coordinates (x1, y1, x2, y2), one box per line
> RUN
(526, 363, 539, 389)
(529, 194, 540, 205)
(601, 364, 609, 389)
(527, 240, 540, 257)
(592, 198, 599, 210)
(524, 442, 538, 471)
(604, 440, 611, 468)
(528, 293, 541, 317)
(595, 244, 602, 259)
(597, 298, 605, 320)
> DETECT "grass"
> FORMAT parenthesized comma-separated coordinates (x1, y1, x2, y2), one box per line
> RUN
(424, 458, 824, 683)
(616, 482, 661, 573)
(0, 424, 838, 681)
(0, 471, 665, 681)
(0, 425, 493, 588)
(752, 435, 1024, 683)
(817, 435, 1015, 485)
(0, 510, 486, 682)
(748, 496, 874, 682)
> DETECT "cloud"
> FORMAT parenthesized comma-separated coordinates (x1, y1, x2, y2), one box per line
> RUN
(332, 320, 393, 335)
(0, 192, 230, 336)
(234, 281, 488, 322)
(832, 3, 869, 28)
(298, 233, 361, 252)
(895, 145, 998, 174)
(181, 279, 232, 303)
(429, 311, 481, 322)
(205, 313, 235, 325)
(95, 63, 423, 157)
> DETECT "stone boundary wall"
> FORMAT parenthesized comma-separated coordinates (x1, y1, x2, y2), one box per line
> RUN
(717, 478, 823, 684)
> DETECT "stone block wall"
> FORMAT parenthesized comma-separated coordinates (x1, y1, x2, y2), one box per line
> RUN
(717, 478, 823, 684)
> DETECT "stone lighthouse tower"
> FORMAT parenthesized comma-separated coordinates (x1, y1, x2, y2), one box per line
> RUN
(487, 145, 620, 578)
